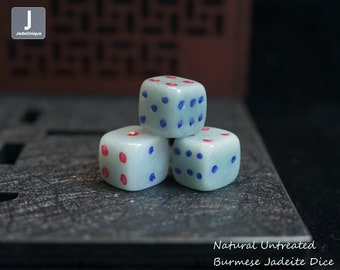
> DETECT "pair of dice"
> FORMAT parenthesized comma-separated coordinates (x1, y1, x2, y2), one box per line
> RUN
(98, 75, 241, 191)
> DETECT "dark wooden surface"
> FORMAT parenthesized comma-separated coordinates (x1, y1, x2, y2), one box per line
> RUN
(0, 95, 311, 268)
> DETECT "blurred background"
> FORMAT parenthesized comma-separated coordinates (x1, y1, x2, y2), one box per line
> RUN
(1, 0, 339, 265)
(248, 0, 340, 265)
(0, 0, 251, 95)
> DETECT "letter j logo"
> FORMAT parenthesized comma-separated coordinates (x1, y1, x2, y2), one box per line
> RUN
(11, 7, 46, 40)
(24, 10, 32, 30)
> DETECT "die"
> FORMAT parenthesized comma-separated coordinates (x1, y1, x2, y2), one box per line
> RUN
(171, 127, 241, 191)
(138, 75, 207, 138)
(98, 125, 169, 191)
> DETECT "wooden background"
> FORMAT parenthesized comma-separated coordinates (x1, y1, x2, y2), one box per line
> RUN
(0, 0, 252, 96)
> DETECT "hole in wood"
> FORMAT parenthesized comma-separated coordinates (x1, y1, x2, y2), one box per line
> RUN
(21, 109, 41, 124)
(0, 192, 18, 203)
(0, 144, 25, 165)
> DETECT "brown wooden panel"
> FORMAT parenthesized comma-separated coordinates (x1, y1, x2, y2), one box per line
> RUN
(0, 0, 252, 96)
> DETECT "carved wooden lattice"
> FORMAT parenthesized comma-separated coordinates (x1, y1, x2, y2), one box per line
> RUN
(0, 0, 252, 95)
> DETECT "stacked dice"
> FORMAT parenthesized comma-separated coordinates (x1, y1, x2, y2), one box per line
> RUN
(98, 75, 240, 191)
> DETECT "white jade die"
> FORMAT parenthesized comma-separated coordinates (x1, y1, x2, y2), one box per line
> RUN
(171, 127, 241, 191)
(98, 126, 169, 191)
(138, 75, 207, 138)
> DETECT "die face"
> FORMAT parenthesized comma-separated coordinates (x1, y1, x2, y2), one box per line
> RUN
(99, 126, 169, 191)
(171, 127, 241, 191)
(139, 75, 207, 138)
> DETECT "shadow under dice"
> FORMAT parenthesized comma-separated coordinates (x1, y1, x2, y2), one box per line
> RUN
(99, 126, 169, 191)
(171, 127, 241, 191)
(139, 75, 207, 138)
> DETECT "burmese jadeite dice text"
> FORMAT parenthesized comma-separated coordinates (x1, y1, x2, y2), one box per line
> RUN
(171, 127, 241, 191)
(139, 75, 207, 138)
(98, 126, 169, 191)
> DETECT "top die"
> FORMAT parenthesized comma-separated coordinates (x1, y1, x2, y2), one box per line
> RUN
(139, 75, 207, 138)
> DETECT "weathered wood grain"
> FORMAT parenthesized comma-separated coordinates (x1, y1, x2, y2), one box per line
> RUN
(0, 96, 311, 267)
